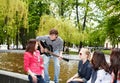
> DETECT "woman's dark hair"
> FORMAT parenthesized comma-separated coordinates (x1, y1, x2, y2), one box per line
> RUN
(26, 39, 37, 54)
(49, 28, 58, 35)
(91, 51, 110, 72)
(110, 48, 120, 81)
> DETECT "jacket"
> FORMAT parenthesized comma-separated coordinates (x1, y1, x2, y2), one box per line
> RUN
(24, 50, 44, 75)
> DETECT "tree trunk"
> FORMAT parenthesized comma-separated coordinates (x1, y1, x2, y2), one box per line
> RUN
(82, 1, 89, 30)
(15, 11, 19, 50)
(76, 0, 80, 30)
(16, 31, 19, 50)
(60, 0, 64, 16)
(19, 27, 27, 50)
(7, 35, 10, 49)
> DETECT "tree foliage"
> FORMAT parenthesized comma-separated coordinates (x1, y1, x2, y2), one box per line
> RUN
(28, 0, 50, 39)
(95, 0, 120, 47)
(0, 0, 120, 49)
(104, 15, 120, 47)
(36, 15, 83, 45)
(0, 0, 28, 49)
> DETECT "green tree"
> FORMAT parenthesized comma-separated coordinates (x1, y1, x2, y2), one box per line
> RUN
(28, 0, 50, 39)
(87, 28, 106, 47)
(36, 15, 83, 46)
(95, 0, 120, 48)
(0, 0, 28, 49)
(50, 0, 74, 17)
(104, 15, 120, 48)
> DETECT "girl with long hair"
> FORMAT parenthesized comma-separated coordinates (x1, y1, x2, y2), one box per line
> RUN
(110, 48, 120, 83)
(24, 39, 45, 83)
(87, 51, 112, 83)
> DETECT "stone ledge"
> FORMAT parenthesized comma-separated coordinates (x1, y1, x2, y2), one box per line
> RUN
(0, 70, 28, 81)
(0, 70, 54, 83)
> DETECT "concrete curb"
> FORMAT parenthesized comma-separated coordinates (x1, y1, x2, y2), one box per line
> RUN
(0, 70, 54, 83)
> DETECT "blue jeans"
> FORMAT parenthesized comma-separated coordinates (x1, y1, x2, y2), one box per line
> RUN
(28, 75, 45, 83)
(43, 50, 60, 83)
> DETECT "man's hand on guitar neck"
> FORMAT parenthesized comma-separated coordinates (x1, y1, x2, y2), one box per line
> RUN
(44, 48, 49, 53)
(58, 51, 63, 60)
(44, 48, 63, 60)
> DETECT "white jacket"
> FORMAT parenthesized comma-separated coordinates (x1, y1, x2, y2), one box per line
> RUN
(87, 69, 112, 83)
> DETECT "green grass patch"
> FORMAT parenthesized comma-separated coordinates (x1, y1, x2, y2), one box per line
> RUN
(69, 51, 78, 55)
(63, 51, 78, 55)
(101, 50, 111, 55)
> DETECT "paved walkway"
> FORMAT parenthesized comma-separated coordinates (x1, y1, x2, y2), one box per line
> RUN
(105, 55, 110, 63)
(0, 50, 25, 53)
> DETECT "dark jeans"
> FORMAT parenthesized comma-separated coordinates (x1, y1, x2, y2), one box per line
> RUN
(28, 75, 45, 83)
(69, 81, 84, 83)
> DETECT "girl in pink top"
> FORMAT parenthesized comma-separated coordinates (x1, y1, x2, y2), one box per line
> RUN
(24, 39, 45, 83)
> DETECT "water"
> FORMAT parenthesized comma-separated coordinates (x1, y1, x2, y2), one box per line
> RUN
(0, 52, 78, 83)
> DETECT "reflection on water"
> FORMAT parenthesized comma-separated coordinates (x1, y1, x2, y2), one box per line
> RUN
(0, 53, 78, 83)
(0, 53, 24, 73)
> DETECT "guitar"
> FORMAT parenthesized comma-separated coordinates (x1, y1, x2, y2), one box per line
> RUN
(38, 40, 69, 62)
(38, 40, 53, 56)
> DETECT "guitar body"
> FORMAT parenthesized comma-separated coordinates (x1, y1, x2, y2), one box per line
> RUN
(38, 40, 53, 56)
(38, 40, 69, 62)
(40, 40, 53, 52)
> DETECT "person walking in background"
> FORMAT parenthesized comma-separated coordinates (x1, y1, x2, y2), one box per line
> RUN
(110, 48, 120, 83)
(24, 39, 45, 83)
(67, 48, 92, 83)
(36, 28, 63, 83)
(87, 51, 112, 83)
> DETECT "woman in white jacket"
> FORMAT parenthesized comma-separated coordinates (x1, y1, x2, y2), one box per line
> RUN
(87, 51, 112, 83)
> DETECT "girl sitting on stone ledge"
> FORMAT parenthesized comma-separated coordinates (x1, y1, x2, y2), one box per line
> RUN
(67, 48, 92, 83)
(24, 39, 45, 83)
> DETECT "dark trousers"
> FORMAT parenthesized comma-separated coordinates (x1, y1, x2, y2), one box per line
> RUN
(28, 75, 45, 83)
(69, 81, 84, 83)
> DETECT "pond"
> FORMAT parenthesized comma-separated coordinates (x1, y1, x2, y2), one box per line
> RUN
(0, 52, 79, 83)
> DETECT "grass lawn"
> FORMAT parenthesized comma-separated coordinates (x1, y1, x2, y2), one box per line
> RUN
(63, 51, 78, 55)
(101, 49, 111, 55)
(69, 51, 78, 55)
(64, 49, 111, 55)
